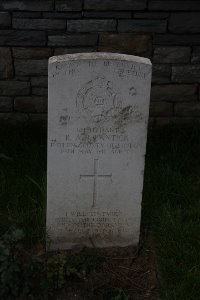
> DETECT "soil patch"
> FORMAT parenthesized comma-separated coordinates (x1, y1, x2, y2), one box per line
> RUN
(51, 237, 160, 300)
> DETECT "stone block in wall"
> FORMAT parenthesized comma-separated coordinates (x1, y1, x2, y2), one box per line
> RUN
(13, 12, 42, 18)
(0, 0, 53, 11)
(43, 12, 82, 19)
(13, 18, 66, 31)
(149, 1, 200, 11)
(0, 48, 13, 79)
(0, 97, 12, 112)
(191, 47, 200, 64)
(14, 96, 47, 113)
(154, 34, 200, 46)
(84, 0, 146, 10)
(169, 13, 200, 34)
(67, 20, 116, 32)
(83, 11, 132, 19)
(31, 77, 48, 88)
(99, 33, 152, 57)
(14, 76, 30, 81)
(155, 118, 173, 126)
(118, 20, 167, 33)
(0, 30, 46, 46)
(13, 48, 53, 59)
(54, 47, 96, 55)
(153, 47, 191, 63)
(28, 113, 47, 125)
(173, 117, 200, 125)
(15, 60, 48, 76)
(32, 87, 48, 96)
(0, 12, 11, 27)
(174, 102, 200, 117)
(0, 113, 29, 124)
(152, 65, 171, 84)
(151, 85, 198, 102)
(0, 81, 30, 96)
(150, 101, 173, 117)
(172, 65, 200, 83)
(48, 34, 98, 46)
(134, 12, 168, 19)
(55, 0, 82, 11)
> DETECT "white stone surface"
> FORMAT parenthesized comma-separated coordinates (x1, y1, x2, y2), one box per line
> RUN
(47, 53, 152, 250)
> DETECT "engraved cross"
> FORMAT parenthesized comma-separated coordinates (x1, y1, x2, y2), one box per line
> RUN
(80, 159, 112, 208)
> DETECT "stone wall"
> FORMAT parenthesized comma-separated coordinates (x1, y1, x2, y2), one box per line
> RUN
(0, 0, 200, 125)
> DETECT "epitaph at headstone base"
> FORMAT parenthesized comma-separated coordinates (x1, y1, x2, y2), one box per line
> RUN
(47, 53, 152, 250)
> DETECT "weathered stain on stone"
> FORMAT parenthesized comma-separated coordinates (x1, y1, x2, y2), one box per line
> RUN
(114, 105, 143, 128)
(75, 131, 97, 147)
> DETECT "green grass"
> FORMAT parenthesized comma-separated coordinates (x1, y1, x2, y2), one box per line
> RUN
(142, 125, 200, 300)
(0, 123, 200, 299)
(0, 125, 47, 245)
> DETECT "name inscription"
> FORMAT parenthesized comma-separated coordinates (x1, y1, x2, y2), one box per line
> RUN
(50, 126, 140, 155)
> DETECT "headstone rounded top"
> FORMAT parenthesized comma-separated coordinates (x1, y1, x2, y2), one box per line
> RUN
(49, 52, 151, 66)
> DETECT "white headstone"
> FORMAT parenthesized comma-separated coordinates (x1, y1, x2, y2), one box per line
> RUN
(47, 53, 152, 250)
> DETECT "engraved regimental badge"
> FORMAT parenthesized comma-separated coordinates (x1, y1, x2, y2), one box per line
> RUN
(76, 75, 122, 123)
